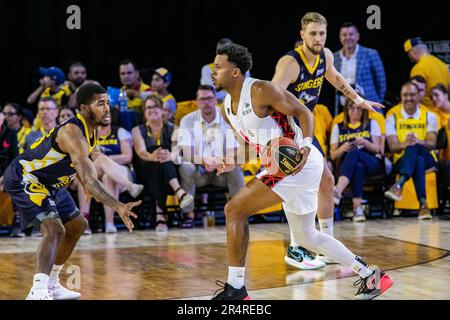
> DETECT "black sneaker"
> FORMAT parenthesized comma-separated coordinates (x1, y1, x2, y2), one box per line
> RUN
(212, 281, 250, 300)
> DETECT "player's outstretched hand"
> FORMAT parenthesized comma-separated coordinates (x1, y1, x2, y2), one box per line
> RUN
(292, 146, 310, 176)
(117, 200, 141, 232)
(361, 100, 384, 112)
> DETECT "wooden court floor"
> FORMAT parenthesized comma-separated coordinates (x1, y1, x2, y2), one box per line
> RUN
(0, 218, 449, 300)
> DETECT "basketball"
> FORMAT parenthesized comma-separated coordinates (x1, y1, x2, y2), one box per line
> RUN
(260, 136, 303, 177)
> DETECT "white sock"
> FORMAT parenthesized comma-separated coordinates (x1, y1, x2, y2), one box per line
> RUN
(290, 230, 298, 247)
(48, 264, 63, 288)
(284, 211, 356, 266)
(227, 266, 245, 289)
(351, 256, 373, 278)
(32, 273, 49, 290)
(319, 218, 334, 237)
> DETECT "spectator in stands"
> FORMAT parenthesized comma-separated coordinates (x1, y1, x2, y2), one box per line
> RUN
(173, 85, 244, 228)
(431, 84, 450, 206)
(333, 22, 386, 111)
(132, 96, 193, 232)
(404, 37, 450, 108)
(0, 108, 19, 236)
(151, 68, 176, 118)
(23, 97, 59, 151)
(410, 75, 429, 107)
(331, 97, 383, 222)
(385, 81, 438, 220)
(162, 103, 175, 126)
(0, 108, 18, 189)
(119, 59, 152, 112)
(27, 66, 70, 107)
(65, 62, 88, 109)
(75, 107, 144, 234)
(200, 38, 250, 103)
(58, 106, 76, 124)
(331, 86, 387, 155)
(2, 102, 31, 154)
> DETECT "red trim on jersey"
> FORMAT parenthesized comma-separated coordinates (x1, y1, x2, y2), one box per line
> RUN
(271, 112, 296, 139)
(260, 174, 284, 188)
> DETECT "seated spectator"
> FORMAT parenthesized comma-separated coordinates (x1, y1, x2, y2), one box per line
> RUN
(384, 81, 438, 220)
(410, 75, 430, 109)
(23, 97, 59, 151)
(162, 103, 175, 126)
(58, 106, 76, 124)
(27, 66, 70, 107)
(331, 97, 383, 222)
(172, 85, 244, 228)
(430, 84, 450, 206)
(0, 108, 18, 234)
(151, 68, 176, 121)
(119, 59, 152, 112)
(0, 108, 18, 189)
(65, 62, 88, 109)
(2, 102, 31, 154)
(132, 96, 193, 232)
(74, 107, 144, 234)
(431, 84, 450, 158)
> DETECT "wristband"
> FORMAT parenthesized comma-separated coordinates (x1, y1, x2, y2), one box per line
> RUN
(302, 137, 313, 148)
(353, 95, 365, 105)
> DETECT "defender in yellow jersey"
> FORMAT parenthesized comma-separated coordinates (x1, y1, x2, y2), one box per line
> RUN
(385, 81, 438, 220)
(3, 84, 141, 300)
(272, 12, 386, 271)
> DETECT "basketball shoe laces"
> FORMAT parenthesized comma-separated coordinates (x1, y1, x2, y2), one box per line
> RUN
(353, 268, 379, 296)
(212, 280, 227, 299)
(292, 246, 316, 261)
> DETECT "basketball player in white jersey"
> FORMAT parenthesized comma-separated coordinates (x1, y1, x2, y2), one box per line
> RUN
(210, 43, 393, 300)
(272, 12, 385, 269)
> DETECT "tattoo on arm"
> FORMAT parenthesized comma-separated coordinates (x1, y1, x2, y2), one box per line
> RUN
(85, 178, 121, 210)
(339, 84, 352, 97)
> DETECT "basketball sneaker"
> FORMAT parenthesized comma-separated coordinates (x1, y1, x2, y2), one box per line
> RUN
(418, 204, 432, 220)
(212, 281, 250, 300)
(353, 267, 394, 300)
(26, 288, 53, 300)
(384, 184, 402, 201)
(48, 282, 81, 300)
(353, 206, 366, 222)
(285, 245, 326, 270)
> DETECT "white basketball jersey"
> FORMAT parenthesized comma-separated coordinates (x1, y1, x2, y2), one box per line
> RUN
(224, 77, 303, 154)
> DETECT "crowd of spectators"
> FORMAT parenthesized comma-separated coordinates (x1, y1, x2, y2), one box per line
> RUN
(1, 30, 449, 236)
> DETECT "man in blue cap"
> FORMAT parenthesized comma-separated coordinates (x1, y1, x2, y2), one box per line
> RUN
(404, 37, 450, 109)
(27, 66, 71, 107)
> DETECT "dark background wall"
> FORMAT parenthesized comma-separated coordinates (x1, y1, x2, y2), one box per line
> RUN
(1, 0, 449, 113)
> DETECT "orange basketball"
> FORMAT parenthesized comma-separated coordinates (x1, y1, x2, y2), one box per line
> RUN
(260, 136, 303, 177)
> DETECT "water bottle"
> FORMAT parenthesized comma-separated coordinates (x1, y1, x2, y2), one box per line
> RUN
(118, 89, 128, 111)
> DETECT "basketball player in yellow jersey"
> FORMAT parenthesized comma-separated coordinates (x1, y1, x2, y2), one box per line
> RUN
(272, 12, 385, 268)
(3, 83, 140, 300)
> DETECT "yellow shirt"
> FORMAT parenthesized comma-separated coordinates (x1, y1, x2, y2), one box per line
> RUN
(410, 54, 450, 108)
(313, 104, 332, 155)
(41, 85, 72, 107)
(17, 126, 31, 154)
(389, 106, 438, 163)
(121, 82, 152, 112)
